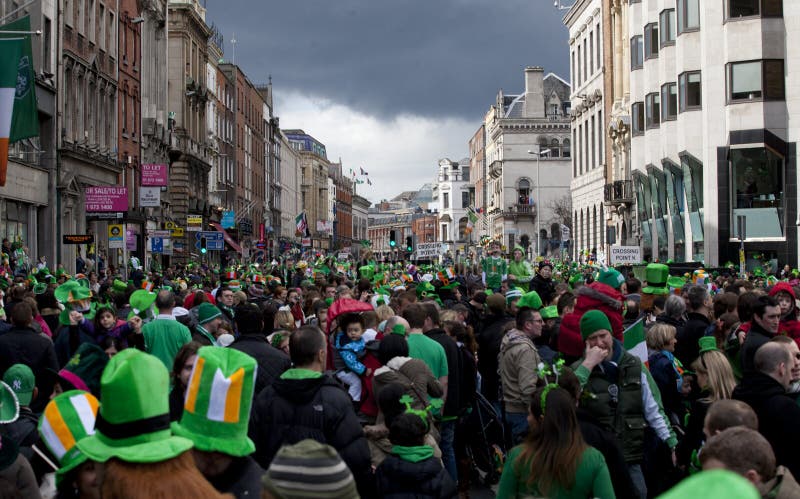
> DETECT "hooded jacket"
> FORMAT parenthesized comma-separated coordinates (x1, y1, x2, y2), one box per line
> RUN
(364, 423, 442, 467)
(249, 369, 374, 496)
(375, 448, 457, 498)
(499, 329, 541, 414)
(757, 466, 800, 499)
(558, 282, 625, 358)
(476, 313, 514, 403)
(769, 282, 800, 347)
(733, 372, 800, 478)
(372, 357, 444, 412)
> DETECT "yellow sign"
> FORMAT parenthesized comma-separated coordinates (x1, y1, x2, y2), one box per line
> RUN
(187, 215, 203, 231)
(171, 227, 185, 237)
(165, 222, 176, 230)
(108, 224, 124, 249)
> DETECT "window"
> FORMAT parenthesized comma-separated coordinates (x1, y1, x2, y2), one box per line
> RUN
(630, 36, 644, 70)
(596, 23, 601, 67)
(679, 71, 702, 111)
(644, 23, 659, 59)
(677, 0, 700, 33)
(577, 44, 582, 86)
(443, 192, 449, 210)
(632, 102, 645, 135)
(646, 93, 660, 129)
(518, 179, 531, 202)
(727, 60, 785, 102)
(660, 9, 676, 46)
(727, 0, 782, 18)
(461, 191, 469, 208)
(589, 31, 594, 74)
(731, 147, 785, 239)
(661, 82, 678, 121)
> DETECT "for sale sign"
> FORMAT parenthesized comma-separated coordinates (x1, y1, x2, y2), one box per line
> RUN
(85, 186, 128, 212)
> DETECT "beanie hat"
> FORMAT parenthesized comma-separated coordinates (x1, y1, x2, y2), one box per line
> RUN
(58, 343, 110, 397)
(485, 293, 506, 314)
(538, 261, 553, 271)
(517, 290, 543, 311)
(197, 302, 222, 325)
(656, 470, 759, 499)
(3, 364, 34, 406)
(38, 390, 99, 486)
(580, 310, 612, 340)
(262, 439, 359, 499)
(597, 268, 625, 290)
(505, 288, 523, 304)
(172, 347, 256, 457)
(76, 349, 193, 464)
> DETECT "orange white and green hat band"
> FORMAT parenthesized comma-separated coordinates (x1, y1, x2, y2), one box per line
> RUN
(38, 390, 99, 484)
(172, 347, 256, 457)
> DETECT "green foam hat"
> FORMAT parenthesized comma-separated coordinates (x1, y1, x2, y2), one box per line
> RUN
(416, 281, 436, 297)
(596, 268, 625, 290)
(517, 290, 543, 311)
(75, 349, 193, 463)
(642, 263, 670, 295)
(33, 282, 47, 295)
(58, 302, 97, 326)
(667, 275, 686, 290)
(359, 265, 375, 281)
(569, 273, 584, 287)
(54, 280, 92, 304)
(698, 336, 718, 355)
(112, 279, 128, 293)
(541, 305, 559, 320)
(172, 347, 257, 457)
(127, 289, 157, 321)
(38, 390, 99, 486)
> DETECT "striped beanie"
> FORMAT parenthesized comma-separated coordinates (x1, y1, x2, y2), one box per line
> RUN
(262, 439, 359, 499)
(38, 390, 99, 485)
(505, 288, 523, 304)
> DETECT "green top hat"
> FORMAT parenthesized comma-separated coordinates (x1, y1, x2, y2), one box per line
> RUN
(59, 302, 97, 326)
(38, 390, 99, 486)
(127, 289, 157, 321)
(667, 275, 686, 290)
(517, 290, 543, 311)
(3, 364, 34, 406)
(0, 381, 18, 424)
(54, 280, 92, 304)
(172, 347, 256, 457)
(359, 265, 374, 281)
(698, 336, 718, 355)
(416, 282, 436, 297)
(642, 263, 670, 295)
(76, 349, 193, 463)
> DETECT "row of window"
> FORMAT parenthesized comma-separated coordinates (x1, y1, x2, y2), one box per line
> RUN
(571, 22, 602, 89)
(630, 0, 780, 22)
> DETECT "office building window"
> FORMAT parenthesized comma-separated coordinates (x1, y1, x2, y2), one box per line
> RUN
(461, 191, 469, 208)
(443, 192, 449, 210)
(677, 0, 700, 33)
(731, 147, 784, 239)
(660, 9, 676, 46)
(679, 71, 702, 111)
(631, 36, 644, 70)
(661, 82, 678, 121)
(644, 23, 659, 59)
(646, 93, 660, 129)
(727, 60, 785, 102)
(632, 102, 645, 135)
(727, 0, 782, 19)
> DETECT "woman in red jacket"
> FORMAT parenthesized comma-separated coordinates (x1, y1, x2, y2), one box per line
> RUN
(768, 281, 800, 347)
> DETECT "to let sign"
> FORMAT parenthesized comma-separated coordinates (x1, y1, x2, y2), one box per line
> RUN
(141, 164, 168, 186)
(85, 187, 128, 212)
(609, 246, 642, 265)
(63, 235, 94, 244)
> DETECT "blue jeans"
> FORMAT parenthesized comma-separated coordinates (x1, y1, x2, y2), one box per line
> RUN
(628, 463, 647, 499)
(439, 420, 458, 483)
(505, 411, 529, 445)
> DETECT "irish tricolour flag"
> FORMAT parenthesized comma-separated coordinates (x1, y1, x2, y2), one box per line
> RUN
(0, 38, 22, 187)
(623, 317, 648, 364)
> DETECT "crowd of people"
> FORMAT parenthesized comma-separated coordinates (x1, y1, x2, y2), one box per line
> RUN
(0, 239, 796, 498)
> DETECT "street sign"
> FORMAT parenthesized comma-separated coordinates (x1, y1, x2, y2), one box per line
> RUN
(415, 242, 442, 259)
(150, 230, 171, 238)
(256, 241, 266, 249)
(187, 215, 203, 231)
(108, 224, 124, 249)
(171, 227, 185, 238)
(63, 235, 94, 245)
(221, 210, 235, 229)
(195, 231, 224, 251)
(609, 246, 642, 265)
(151, 237, 164, 254)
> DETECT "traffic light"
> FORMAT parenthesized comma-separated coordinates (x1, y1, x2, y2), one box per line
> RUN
(389, 230, 397, 247)
(200, 236, 208, 254)
(406, 236, 413, 253)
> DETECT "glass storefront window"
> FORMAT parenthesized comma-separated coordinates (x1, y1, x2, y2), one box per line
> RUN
(731, 147, 784, 239)
(665, 162, 686, 262)
(0, 200, 29, 246)
(681, 154, 704, 262)
(634, 172, 653, 261)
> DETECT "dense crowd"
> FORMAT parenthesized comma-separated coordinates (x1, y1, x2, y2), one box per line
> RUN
(0, 239, 796, 498)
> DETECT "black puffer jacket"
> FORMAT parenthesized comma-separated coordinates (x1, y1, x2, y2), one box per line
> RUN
(530, 274, 555, 305)
(476, 313, 513, 403)
(376, 455, 457, 498)
(229, 334, 291, 395)
(207, 456, 263, 499)
(249, 372, 374, 496)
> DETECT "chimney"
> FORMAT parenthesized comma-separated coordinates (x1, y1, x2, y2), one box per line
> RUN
(523, 66, 545, 118)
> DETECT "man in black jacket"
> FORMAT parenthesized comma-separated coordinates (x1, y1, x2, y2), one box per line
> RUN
(230, 303, 290, 395)
(476, 293, 513, 406)
(733, 342, 800, 478)
(740, 296, 781, 375)
(530, 261, 556, 306)
(675, 285, 711, 367)
(249, 325, 374, 497)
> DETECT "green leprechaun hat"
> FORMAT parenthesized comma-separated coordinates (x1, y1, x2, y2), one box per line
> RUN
(126, 289, 157, 321)
(516, 290, 543, 311)
(172, 347, 256, 457)
(76, 349, 193, 463)
(38, 390, 99, 486)
(641, 263, 670, 295)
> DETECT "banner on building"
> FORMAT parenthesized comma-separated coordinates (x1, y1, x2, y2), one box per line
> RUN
(139, 186, 161, 207)
(221, 210, 235, 229)
(317, 220, 333, 234)
(187, 215, 203, 231)
(85, 186, 128, 212)
(140, 163, 168, 186)
(108, 224, 124, 249)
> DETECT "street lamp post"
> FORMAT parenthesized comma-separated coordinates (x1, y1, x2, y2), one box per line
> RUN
(528, 148, 551, 257)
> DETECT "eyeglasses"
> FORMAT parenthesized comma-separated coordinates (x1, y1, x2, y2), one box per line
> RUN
(530, 319, 544, 324)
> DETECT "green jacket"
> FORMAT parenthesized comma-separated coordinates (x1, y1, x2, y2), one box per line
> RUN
(498, 445, 615, 499)
(142, 316, 192, 370)
(508, 259, 534, 291)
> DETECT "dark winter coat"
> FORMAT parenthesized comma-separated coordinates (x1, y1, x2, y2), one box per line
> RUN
(740, 321, 776, 375)
(648, 351, 685, 422)
(576, 408, 639, 499)
(529, 274, 556, 305)
(229, 334, 291, 395)
(207, 456, 263, 499)
(424, 328, 465, 418)
(0, 407, 38, 460)
(559, 282, 625, 359)
(733, 372, 800, 478)
(475, 313, 513, 403)
(376, 454, 457, 498)
(249, 371, 374, 497)
(675, 312, 711, 367)
(0, 326, 59, 413)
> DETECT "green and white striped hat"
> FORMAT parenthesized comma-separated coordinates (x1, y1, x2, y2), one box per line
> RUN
(37, 390, 99, 485)
(262, 439, 359, 499)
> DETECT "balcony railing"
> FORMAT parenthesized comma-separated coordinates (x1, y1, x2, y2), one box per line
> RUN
(502, 203, 537, 219)
(604, 180, 633, 205)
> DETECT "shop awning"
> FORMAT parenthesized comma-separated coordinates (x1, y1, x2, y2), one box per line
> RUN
(209, 222, 243, 253)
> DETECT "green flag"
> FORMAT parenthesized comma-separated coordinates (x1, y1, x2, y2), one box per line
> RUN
(623, 318, 648, 364)
(0, 16, 39, 142)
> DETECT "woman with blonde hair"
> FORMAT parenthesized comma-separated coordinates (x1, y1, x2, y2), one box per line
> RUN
(677, 337, 738, 468)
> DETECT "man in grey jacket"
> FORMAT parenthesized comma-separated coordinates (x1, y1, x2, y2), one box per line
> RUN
(499, 307, 542, 444)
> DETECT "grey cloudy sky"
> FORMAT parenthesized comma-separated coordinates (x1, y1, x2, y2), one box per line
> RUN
(206, 0, 570, 202)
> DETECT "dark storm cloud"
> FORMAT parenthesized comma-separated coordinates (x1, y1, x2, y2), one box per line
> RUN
(205, 0, 570, 120)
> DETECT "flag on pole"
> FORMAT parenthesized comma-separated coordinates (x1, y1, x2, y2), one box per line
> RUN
(623, 318, 648, 364)
(465, 208, 478, 234)
(1, 16, 38, 143)
(0, 38, 22, 187)
(295, 212, 309, 237)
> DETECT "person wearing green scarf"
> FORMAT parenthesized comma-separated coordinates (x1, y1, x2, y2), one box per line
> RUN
(508, 245, 534, 292)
